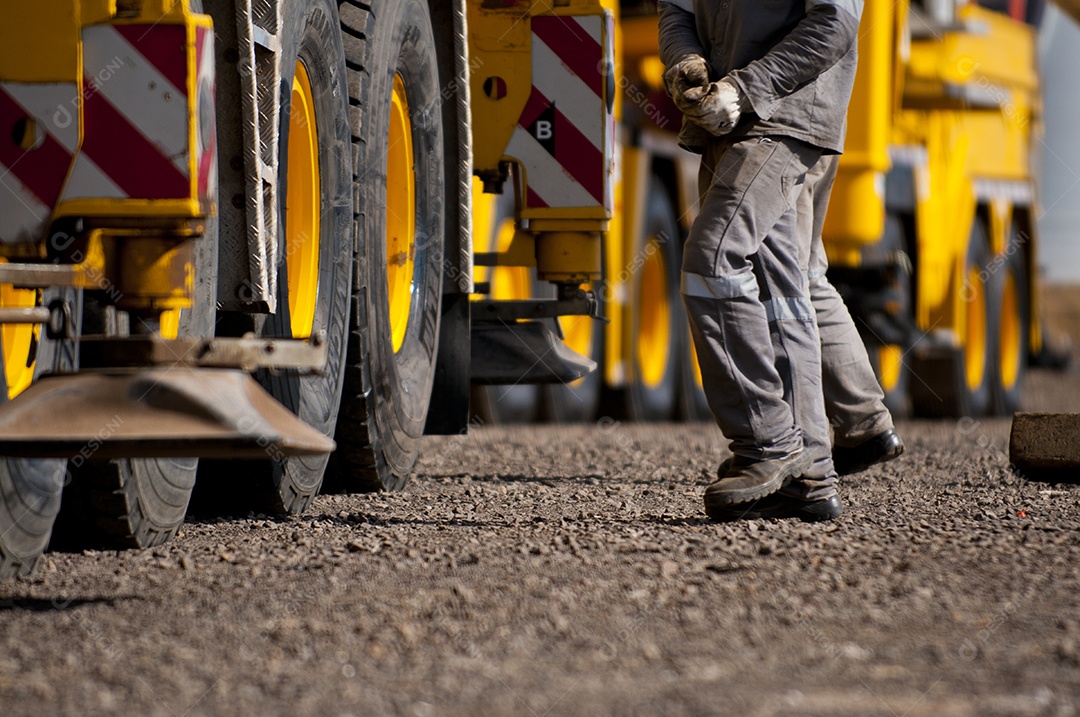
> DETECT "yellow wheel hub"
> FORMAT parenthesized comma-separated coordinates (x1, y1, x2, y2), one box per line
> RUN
(965, 266, 987, 391)
(689, 332, 704, 391)
(879, 345, 903, 393)
(1000, 270, 1021, 390)
(0, 260, 38, 400)
(285, 60, 321, 340)
(636, 240, 671, 388)
(386, 73, 417, 354)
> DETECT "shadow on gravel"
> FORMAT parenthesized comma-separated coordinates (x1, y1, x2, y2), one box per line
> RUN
(0, 596, 140, 613)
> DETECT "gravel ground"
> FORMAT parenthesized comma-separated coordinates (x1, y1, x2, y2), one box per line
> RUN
(3, 287, 1080, 716)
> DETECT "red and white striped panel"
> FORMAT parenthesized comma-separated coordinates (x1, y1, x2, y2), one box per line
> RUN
(193, 26, 217, 205)
(0, 83, 79, 244)
(507, 14, 614, 212)
(62, 24, 191, 203)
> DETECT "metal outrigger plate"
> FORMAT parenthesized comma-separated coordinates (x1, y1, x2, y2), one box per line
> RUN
(0, 368, 335, 460)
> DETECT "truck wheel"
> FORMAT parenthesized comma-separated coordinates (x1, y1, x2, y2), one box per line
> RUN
(993, 225, 1029, 414)
(924, 217, 997, 418)
(960, 218, 997, 417)
(627, 179, 682, 421)
(866, 213, 912, 418)
(198, 0, 353, 514)
(679, 333, 712, 421)
(0, 284, 65, 577)
(331, 0, 444, 491)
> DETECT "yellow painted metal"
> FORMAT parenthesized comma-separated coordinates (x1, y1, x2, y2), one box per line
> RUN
(490, 219, 532, 308)
(386, 73, 417, 353)
(636, 240, 670, 388)
(822, 0, 895, 252)
(114, 237, 195, 311)
(535, 232, 601, 283)
(159, 309, 180, 340)
(285, 60, 321, 340)
(879, 346, 903, 394)
(0, 260, 39, 400)
(0, 1, 80, 82)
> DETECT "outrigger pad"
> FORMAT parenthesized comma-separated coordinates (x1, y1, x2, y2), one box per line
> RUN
(0, 369, 336, 459)
(1010, 412, 1080, 481)
(470, 321, 597, 386)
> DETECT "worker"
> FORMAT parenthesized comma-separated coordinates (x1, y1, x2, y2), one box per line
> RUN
(658, 0, 900, 522)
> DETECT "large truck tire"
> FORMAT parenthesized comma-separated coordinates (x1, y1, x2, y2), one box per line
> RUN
(956, 217, 998, 417)
(0, 459, 64, 579)
(993, 223, 1029, 414)
(866, 213, 912, 418)
(679, 334, 712, 421)
(913, 217, 997, 418)
(0, 287, 70, 576)
(196, 0, 354, 515)
(624, 178, 682, 421)
(330, 0, 445, 492)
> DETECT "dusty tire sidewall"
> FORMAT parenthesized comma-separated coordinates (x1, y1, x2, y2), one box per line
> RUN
(262, 0, 354, 501)
(361, 0, 445, 475)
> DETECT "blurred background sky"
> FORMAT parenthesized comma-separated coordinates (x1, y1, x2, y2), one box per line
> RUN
(1038, 5, 1080, 282)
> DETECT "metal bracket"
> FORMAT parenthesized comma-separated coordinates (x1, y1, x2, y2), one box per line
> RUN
(79, 332, 328, 373)
(470, 287, 606, 323)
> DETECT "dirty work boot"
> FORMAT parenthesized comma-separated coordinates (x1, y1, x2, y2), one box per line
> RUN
(703, 449, 812, 509)
(832, 428, 904, 476)
(707, 492, 844, 523)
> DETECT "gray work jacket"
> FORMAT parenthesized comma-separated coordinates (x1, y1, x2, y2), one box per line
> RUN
(658, 0, 862, 154)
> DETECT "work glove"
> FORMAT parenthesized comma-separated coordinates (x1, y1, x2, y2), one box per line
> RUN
(663, 55, 711, 102)
(679, 79, 751, 136)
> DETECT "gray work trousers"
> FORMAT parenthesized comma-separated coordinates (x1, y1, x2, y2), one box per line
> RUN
(682, 136, 833, 499)
(805, 156, 894, 446)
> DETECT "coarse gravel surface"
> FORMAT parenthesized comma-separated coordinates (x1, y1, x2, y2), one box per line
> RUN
(3, 285, 1080, 716)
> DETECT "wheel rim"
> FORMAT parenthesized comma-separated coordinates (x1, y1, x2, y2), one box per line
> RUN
(285, 60, 321, 340)
(965, 266, 987, 390)
(1000, 270, 1021, 390)
(386, 73, 417, 354)
(879, 345, 903, 393)
(690, 332, 704, 390)
(0, 261, 37, 400)
(636, 240, 671, 388)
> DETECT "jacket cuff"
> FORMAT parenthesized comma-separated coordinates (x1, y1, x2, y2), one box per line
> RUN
(728, 70, 781, 121)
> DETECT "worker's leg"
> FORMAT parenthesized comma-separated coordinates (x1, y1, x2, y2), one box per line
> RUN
(682, 136, 822, 464)
(805, 156, 894, 445)
(751, 150, 836, 502)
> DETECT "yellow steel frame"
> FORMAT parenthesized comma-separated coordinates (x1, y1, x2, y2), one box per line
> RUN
(0, 1, 212, 320)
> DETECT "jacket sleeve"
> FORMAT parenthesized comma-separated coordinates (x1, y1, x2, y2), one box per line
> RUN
(658, 1, 707, 68)
(729, 0, 863, 121)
